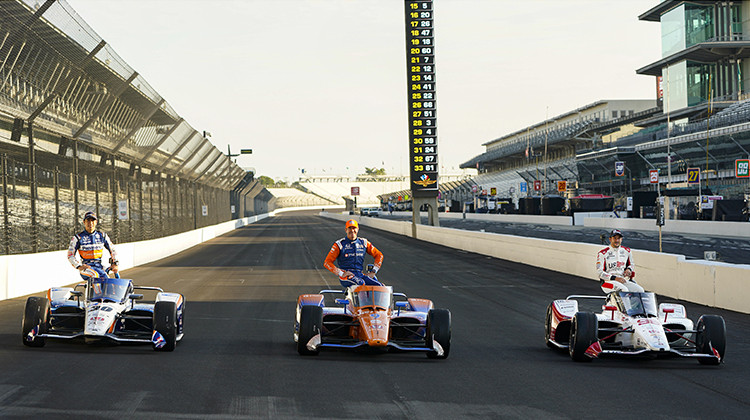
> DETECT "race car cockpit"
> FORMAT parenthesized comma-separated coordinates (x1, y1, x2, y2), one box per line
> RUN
(89, 277, 133, 303)
(616, 292, 658, 318)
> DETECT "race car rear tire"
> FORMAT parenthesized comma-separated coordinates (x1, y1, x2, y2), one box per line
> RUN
(153, 301, 177, 352)
(22, 297, 50, 348)
(696, 315, 726, 365)
(544, 304, 555, 348)
(569, 311, 597, 362)
(297, 305, 323, 356)
(426, 308, 451, 359)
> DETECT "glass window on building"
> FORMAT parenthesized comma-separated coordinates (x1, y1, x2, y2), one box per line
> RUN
(731, 4, 743, 39)
(664, 61, 688, 111)
(612, 110, 619, 119)
(684, 3, 713, 46)
(661, 3, 714, 57)
(662, 5, 686, 57)
(686, 61, 715, 107)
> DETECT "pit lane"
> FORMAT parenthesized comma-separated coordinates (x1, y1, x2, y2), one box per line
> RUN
(0, 210, 748, 418)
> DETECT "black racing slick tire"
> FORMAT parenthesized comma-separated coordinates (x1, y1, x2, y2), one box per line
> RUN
(153, 301, 177, 352)
(426, 308, 451, 359)
(569, 311, 598, 362)
(22, 297, 50, 348)
(696, 315, 726, 365)
(297, 305, 323, 356)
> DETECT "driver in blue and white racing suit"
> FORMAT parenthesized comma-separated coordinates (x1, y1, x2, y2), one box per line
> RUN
(324, 219, 384, 288)
(596, 229, 643, 293)
(67, 211, 119, 280)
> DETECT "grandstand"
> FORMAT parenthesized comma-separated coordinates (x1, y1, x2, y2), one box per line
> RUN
(266, 188, 332, 208)
(297, 179, 409, 206)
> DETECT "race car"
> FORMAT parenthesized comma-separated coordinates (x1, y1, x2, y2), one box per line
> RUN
(294, 284, 450, 358)
(545, 291, 725, 364)
(22, 275, 185, 351)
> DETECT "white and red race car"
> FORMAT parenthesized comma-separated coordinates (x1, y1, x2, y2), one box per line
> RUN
(545, 291, 725, 364)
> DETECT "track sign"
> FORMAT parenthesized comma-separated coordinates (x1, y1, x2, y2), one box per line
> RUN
(557, 180, 566, 192)
(533, 180, 541, 191)
(736, 159, 750, 178)
(351, 186, 360, 196)
(490, 187, 496, 196)
(649, 169, 659, 184)
(615, 161, 625, 177)
(687, 167, 700, 184)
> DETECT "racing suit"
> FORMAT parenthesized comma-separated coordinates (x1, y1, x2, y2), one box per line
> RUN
(324, 237, 384, 288)
(67, 230, 118, 280)
(596, 245, 644, 293)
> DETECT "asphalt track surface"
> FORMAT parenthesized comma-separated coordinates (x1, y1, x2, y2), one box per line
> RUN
(1, 210, 749, 419)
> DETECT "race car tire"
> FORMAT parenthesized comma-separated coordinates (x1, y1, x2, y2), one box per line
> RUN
(297, 305, 323, 356)
(426, 308, 451, 359)
(153, 301, 177, 352)
(544, 304, 555, 348)
(22, 297, 50, 348)
(696, 315, 726, 365)
(569, 311, 597, 362)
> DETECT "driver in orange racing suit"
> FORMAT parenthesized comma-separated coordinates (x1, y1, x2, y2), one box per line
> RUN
(324, 219, 384, 288)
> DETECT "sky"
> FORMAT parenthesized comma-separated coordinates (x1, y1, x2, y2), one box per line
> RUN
(66, 0, 661, 183)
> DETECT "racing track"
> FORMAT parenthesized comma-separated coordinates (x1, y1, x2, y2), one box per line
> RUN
(0, 210, 749, 419)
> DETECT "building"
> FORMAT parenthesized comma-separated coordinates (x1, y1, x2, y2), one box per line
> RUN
(458, 100, 657, 206)
(577, 1, 750, 218)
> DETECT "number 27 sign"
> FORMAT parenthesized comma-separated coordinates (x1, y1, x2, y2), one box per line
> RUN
(687, 167, 700, 184)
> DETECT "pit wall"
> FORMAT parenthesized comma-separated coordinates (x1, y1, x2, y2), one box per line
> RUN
(323, 212, 750, 314)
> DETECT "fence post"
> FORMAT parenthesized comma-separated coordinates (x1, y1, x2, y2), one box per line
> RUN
(28, 121, 38, 253)
(126, 176, 132, 242)
(73, 138, 79, 229)
(111, 164, 118, 243)
(149, 173, 154, 239)
(137, 167, 144, 241)
(95, 177, 100, 224)
(171, 175, 177, 233)
(158, 173, 163, 234)
(54, 166, 60, 247)
(2, 154, 10, 255)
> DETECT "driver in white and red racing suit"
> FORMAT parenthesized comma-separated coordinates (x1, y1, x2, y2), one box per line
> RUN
(596, 229, 644, 293)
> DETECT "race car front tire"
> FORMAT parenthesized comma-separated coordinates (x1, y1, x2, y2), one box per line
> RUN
(569, 311, 597, 362)
(297, 305, 323, 356)
(696, 315, 726, 365)
(22, 297, 50, 347)
(153, 301, 177, 352)
(426, 308, 451, 359)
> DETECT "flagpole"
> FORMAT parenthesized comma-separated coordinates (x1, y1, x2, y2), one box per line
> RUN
(542, 106, 549, 194)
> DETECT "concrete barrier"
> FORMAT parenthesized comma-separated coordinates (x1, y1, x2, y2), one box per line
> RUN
(0, 213, 271, 301)
(323, 212, 750, 314)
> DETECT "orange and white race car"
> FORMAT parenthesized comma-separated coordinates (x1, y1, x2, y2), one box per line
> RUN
(294, 284, 450, 359)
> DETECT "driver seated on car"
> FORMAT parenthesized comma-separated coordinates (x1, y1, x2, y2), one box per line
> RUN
(324, 219, 384, 288)
(67, 211, 119, 281)
(596, 229, 644, 294)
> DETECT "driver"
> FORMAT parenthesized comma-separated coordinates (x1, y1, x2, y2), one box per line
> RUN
(67, 211, 119, 281)
(324, 219, 384, 288)
(596, 229, 644, 293)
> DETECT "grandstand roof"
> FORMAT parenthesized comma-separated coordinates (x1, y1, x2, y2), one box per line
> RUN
(637, 40, 750, 76)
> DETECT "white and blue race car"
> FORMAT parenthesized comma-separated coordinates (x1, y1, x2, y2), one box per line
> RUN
(22, 276, 184, 351)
